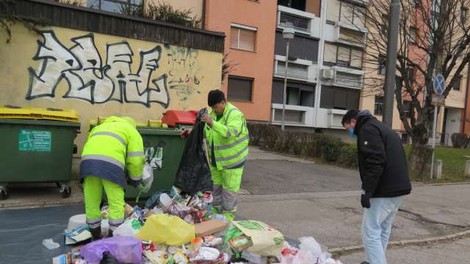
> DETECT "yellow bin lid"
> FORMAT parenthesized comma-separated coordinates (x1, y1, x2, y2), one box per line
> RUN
(0, 106, 80, 122)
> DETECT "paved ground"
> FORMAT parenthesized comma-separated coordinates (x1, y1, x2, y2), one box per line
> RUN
(2, 147, 470, 264)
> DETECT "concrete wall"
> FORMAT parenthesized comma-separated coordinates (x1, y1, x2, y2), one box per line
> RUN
(204, 0, 277, 122)
(0, 24, 222, 154)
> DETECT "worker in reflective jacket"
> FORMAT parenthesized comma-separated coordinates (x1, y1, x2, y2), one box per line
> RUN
(201, 90, 249, 221)
(80, 116, 145, 239)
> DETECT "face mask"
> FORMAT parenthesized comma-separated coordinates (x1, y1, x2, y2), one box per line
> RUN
(348, 127, 355, 137)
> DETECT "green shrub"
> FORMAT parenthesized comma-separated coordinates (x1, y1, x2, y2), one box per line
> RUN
(338, 144, 358, 168)
(319, 136, 345, 162)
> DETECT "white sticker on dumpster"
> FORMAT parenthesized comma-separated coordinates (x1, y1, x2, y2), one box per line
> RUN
(18, 130, 52, 152)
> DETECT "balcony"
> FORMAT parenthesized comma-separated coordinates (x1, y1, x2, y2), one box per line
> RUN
(320, 67, 364, 89)
(271, 103, 315, 127)
(335, 27, 367, 47)
(277, 5, 320, 37)
(275, 59, 310, 81)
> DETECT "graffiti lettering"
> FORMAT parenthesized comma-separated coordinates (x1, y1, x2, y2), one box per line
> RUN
(27, 31, 170, 108)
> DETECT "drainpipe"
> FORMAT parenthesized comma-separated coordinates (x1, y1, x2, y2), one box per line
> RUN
(314, 0, 327, 127)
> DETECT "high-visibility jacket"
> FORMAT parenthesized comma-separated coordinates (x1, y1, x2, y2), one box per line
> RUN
(204, 103, 249, 170)
(80, 116, 145, 188)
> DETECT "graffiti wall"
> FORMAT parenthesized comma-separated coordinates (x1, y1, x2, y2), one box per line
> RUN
(0, 24, 223, 154)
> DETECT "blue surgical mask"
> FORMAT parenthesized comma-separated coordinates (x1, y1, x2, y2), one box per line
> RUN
(348, 127, 355, 137)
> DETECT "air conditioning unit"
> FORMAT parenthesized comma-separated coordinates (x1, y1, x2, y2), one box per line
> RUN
(321, 69, 335, 80)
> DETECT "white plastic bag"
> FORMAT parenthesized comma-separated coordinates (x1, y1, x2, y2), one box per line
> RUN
(141, 163, 154, 193)
(113, 218, 142, 237)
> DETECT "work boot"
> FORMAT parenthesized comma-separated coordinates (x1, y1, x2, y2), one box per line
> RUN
(90, 226, 102, 240)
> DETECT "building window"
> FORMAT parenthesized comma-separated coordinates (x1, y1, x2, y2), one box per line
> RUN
(374, 96, 384, 115)
(381, 14, 389, 35)
(413, 0, 421, 8)
(87, 0, 142, 13)
(409, 27, 418, 44)
(324, 43, 363, 69)
(320, 86, 360, 110)
(228, 76, 253, 102)
(461, 7, 468, 24)
(230, 24, 257, 52)
(339, 2, 366, 28)
(407, 67, 416, 80)
(402, 100, 412, 119)
(378, 55, 386, 75)
(454, 74, 462, 91)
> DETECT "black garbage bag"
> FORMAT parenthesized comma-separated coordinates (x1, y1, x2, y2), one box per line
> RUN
(173, 109, 213, 194)
(100, 251, 119, 264)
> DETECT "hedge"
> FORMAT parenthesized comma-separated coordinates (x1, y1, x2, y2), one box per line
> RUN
(247, 123, 357, 168)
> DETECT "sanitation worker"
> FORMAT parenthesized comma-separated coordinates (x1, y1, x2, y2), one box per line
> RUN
(201, 89, 249, 221)
(80, 116, 145, 239)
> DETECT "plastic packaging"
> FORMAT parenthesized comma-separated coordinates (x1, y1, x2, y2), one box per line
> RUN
(113, 218, 142, 237)
(80, 236, 142, 264)
(42, 238, 60, 249)
(135, 214, 195, 245)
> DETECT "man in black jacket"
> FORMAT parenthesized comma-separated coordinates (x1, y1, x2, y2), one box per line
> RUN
(342, 109, 412, 264)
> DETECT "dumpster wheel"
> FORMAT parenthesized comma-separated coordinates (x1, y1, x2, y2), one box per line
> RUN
(0, 187, 8, 200)
(59, 185, 71, 198)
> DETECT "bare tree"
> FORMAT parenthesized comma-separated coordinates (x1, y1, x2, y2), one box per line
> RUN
(361, 0, 470, 146)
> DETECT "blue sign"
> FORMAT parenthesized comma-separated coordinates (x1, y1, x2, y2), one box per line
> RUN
(433, 74, 445, 96)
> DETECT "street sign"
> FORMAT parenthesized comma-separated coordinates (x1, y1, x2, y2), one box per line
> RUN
(431, 94, 445, 106)
(433, 74, 445, 95)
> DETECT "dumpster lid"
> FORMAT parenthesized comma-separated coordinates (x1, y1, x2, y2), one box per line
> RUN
(0, 106, 79, 122)
(162, 110, 197, 127)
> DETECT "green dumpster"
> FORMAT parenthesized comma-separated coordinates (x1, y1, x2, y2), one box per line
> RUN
(125, 127, 186, 200)
(0, 118, 80, 200)
(88, 121, 187, 200)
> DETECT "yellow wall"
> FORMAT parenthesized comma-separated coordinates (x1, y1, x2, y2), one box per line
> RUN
(0, 24, 222, 154)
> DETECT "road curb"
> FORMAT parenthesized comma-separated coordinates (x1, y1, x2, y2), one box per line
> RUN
(329, 229, 470, 256)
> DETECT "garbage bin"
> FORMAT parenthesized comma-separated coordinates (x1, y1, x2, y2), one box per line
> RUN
(88, 119, 187, 201)
(0, 107, 80, 200)
(125, 127, 186, 200)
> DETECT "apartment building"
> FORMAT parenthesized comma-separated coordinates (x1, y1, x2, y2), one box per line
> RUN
(271, 0, 367, 135)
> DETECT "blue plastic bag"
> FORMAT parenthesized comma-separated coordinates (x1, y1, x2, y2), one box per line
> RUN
(80, 236, 142, 264)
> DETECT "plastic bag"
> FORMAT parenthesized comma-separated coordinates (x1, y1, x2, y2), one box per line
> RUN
(135, 214, 195, 245)
(113, 218, 142, 237)
(80, 236, 142, 264)
(173, 110, 213, 194)
(289, 237, 324, 264)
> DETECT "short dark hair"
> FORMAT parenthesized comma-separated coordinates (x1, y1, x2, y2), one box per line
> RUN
(208, 89, 226, 107)
(342, 109, 360, 126)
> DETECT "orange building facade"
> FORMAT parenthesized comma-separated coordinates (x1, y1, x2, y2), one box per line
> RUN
(204, 0, 278, 122)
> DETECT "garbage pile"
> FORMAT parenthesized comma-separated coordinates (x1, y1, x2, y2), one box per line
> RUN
(48, 188, 343, 264)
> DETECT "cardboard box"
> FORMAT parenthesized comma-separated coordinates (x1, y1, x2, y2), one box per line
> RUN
(194, 219, 228, 237)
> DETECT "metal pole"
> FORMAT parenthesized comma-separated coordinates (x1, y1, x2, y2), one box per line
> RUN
(383, 0, 400, 127)
(430, 105, 438, 179)
(281, 39, 290, 131)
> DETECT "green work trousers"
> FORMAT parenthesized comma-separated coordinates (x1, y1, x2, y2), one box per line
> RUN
(83, 176, 125, 231)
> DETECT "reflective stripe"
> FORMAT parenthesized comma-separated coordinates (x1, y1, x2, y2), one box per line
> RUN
(109, 218, 124, 227)
(91, 131, 126, 146)
(86, 218, 102, 228)
(216, 145, 249, 162)
(82, 155, 125, 170)
(215, 135, 249, 150)
(130, 174, 143, 180)
(226, 130, 231, 137)
(224, 108, 236, 125)
(223, 158, 246, 169)
(127, 151, 144, 157)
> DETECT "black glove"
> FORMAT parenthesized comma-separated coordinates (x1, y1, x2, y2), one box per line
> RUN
(361, 191, 372, 208)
